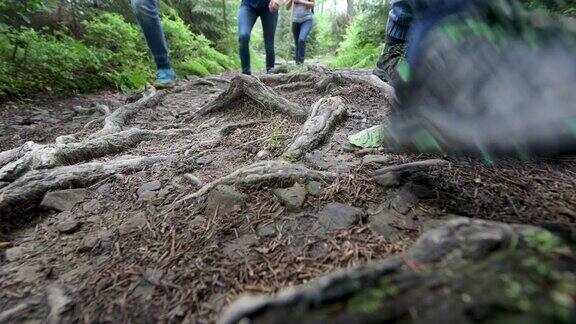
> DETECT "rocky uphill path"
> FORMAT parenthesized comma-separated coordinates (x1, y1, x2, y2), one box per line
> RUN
(0, 67, 574, 323)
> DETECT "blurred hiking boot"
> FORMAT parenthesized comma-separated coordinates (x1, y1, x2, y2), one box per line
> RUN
(154, 68, 177, 88)
(372, 44, 406, 84)
(357, 1, 576, 160)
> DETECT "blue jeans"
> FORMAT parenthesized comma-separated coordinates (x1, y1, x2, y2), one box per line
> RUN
(238, 4, 279, 74)
(292, 19, 313, 64)
(131, 0, 171, 70)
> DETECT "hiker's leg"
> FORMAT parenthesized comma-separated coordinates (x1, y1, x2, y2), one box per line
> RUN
(131, 0, 171, 70)
(260, 7, 279, 72)
(238, 4, 259, 75)
(291, 22, 302, 63)
(297, 19, 314, 64)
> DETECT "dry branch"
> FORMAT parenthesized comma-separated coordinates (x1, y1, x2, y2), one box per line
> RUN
(193, 75, 308, 121)
(283, 97, 347, 159)
(177, 161, 337, 204)
(0, 155, 173, 216)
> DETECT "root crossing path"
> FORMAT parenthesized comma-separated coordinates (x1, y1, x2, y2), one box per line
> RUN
(0, 67, 574, 323)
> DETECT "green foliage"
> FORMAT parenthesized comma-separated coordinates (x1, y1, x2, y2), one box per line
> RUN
(331, 1, 389, 68)
(0, 10, 238, 100)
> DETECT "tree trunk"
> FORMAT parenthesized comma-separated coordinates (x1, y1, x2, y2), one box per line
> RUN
(346, 0, 355, 17)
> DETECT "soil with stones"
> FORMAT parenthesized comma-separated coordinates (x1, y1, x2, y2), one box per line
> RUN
(0, 67, 574, 323)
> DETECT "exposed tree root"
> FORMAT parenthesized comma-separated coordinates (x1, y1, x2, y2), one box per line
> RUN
(283, 97, 347, 159)
(273, 81, 316, 92)
(89, 86, 168, 139)
(0, 144, 34, 169)
(193, 75, 308, 121)
(369, 159, 450, 178)
(0, 155, 173, 217)
(0, 128, 192, 181)
(258, 73, 319, 86)
(316, 73, 396, 102)
(219, 120, 266, 136)
(177, 161, 337, 204)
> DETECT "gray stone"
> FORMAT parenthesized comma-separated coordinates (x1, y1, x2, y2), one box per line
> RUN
(196, 155, 214, 165)
(317, 203, 364, 231)
(273, 184, 307, 211)
(5, 244, 36, 262)
(368, 207, 417, 240)
(305, 150, 350, 172)
(183, 173, 203, 186)
(56, 219, 81, 234)
(257, 223, 277, 238)
(40, 189, 87, 212)
(47, 285, 73, 324)
(119, 212, 148, 234)
(137, 180, 161, 200)
(78, 229, 113, 253)
(373, 172, 401, 187)
(391, 186, 419, 214)
(223, 234, 258, 259)
(205, 185, 247, 218)
(82, 199, 102, 214)
(256, 150, 272, 160)
(362, 154, 392, 165)
(306, 181, 323, 196)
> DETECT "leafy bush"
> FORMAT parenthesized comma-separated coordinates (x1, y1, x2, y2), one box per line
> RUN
(0, 12, 238, 101)
(331, 2, 389, 68)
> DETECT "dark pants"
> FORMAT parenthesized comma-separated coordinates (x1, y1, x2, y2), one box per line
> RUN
(238, 4, 279, 74)
(292, 19, 314, 64)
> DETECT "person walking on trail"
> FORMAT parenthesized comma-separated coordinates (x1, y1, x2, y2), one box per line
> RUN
(131, 0, 177, 87)
(372, 0, 413, 83)
(238, 0, 281, 75)
(286, 0, 315, 65)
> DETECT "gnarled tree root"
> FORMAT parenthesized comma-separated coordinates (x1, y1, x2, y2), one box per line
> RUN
(258, 73, 319, 87)
(283, 97, 347, 159)
(90, 86, 168, 139)
(317, 73, 396, 102)
(193, 75, 308, 121)
(0, 128, 192, 181)
(177, 160, 337, 204)
(0, 155, 173, 217)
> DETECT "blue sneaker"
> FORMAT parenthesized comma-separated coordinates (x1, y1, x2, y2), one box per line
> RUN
(155, 68, 177, 88)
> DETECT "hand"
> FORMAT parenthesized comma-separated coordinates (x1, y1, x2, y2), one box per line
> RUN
(269, 0, 280, 12)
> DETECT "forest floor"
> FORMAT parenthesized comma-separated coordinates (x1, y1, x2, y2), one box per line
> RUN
(0, 66, 575, 323)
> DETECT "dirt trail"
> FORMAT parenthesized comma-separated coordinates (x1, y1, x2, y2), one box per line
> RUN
(0, 67, 574, 323)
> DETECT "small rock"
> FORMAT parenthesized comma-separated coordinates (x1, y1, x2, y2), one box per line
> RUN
(16, 264, 43, 283)
(190, 216, 206, 226)
(137, 180, 161, 200)
(223, 234, 258, 259)
(256, 149, 272, 160)
(56, 219, 81, 234)
(368, 207, 417, 240)
(317, 203, 364, 231)
(205, 185, 247, 218)
(119, 212, 148, 234)
(96, 183, 112, 195)
(257, 223, 277, 238)
(196, 155, 213, 165)
(306, 181, 323, 196)
(362, 154, 392, 165)
(391, 186, 419, 214)
(373, 172, 401, 187)
(305, 150, 350, 172)
(47, 285, 73, 324)
(78, 230, 113, 253)
(40, 189, 87, 212)
(273, 184, 307, 211)
(183, 173, 203, 187)
(82, 199, 102, 214)
(5, 246, 30, 262)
